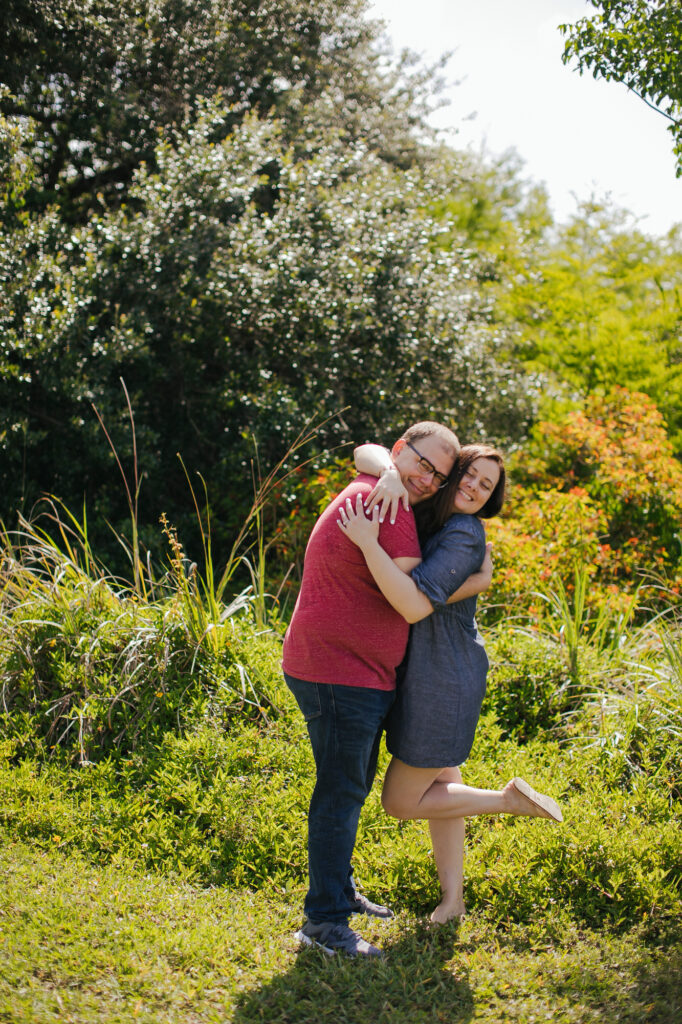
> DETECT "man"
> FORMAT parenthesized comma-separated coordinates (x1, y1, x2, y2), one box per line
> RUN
(283, 422, 487, 957)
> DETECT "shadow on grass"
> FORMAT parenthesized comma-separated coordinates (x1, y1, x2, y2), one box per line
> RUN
(233, 919, 473, 1024)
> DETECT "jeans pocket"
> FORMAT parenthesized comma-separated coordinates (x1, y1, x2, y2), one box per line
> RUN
(284, 674, 322, 722)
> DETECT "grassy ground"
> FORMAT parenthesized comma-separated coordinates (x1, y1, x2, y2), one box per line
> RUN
(1, 540, 680, 1023)
(1, 656, 681, 1023)
(2, 833, 681, 1024)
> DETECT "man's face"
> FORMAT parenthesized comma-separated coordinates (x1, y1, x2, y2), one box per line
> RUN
(391, 435, 456, 505)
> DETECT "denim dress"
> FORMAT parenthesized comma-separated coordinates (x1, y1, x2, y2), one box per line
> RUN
(385, 514, 489, 768)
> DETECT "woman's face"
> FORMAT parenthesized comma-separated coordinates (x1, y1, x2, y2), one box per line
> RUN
(452, 457, 501, 515)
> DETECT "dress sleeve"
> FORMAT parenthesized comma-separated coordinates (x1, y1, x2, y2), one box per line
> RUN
(411, 516, 485, 608)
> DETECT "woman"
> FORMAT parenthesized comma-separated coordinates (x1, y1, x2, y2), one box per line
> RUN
(338, 443, 562, 924)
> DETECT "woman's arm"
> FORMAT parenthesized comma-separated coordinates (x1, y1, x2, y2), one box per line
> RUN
(340, 495, 489, 621)
(353, 443, 409, 523)
(446, 542, 493, 603)
(338, 494, 434, 623)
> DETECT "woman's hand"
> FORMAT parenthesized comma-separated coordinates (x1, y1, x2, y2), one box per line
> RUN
(363, 465, 409, 524)
(337, 493, 381, 548)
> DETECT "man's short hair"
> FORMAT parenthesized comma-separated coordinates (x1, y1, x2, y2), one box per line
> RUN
(402, 421, 460, 460)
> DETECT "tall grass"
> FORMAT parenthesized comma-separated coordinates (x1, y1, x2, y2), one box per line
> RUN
(0, 392, 343, 762)
(532, 562, 641, 685)
(511, 565, 682, 798)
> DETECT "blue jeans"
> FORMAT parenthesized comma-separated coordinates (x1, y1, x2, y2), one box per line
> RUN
(285, 673, 395, 924)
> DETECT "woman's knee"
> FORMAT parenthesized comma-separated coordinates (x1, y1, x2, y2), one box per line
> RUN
(380, 777, 403, 818)
(382, 768, 421, 818)
(381, 765, 432, 819)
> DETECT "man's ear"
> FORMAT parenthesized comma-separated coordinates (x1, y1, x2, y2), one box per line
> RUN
(391, 438, 406, 457)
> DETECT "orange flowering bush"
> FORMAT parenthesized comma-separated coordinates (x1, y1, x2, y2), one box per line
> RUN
(486, 488, 608, 621)
(529, 387, 682, 554)
(486, 388, 682, 622)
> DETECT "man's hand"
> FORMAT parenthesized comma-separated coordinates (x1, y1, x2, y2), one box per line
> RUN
(363, 465, 409, 524)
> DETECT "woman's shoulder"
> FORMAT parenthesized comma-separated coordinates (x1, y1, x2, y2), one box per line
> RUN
(421, 512, 485, 559)
(438, 513, 486, 539)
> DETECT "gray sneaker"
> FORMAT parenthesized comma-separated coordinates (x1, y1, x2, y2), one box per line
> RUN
(348, 892, 394, 919)
(295, 920, 383, 958)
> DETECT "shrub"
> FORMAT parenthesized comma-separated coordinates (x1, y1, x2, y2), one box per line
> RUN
(485, 389, 682, 624)
(484, 629, 575, 742)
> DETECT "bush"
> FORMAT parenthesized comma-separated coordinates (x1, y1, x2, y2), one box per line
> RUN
(484, 629, 576, 742)
(486, 389, 682, 625)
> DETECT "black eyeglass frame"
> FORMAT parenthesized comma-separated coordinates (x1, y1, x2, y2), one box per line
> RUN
(405, 440, 450, 488)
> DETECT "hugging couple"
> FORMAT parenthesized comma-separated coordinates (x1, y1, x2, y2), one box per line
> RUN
(282, 421, 562, 959)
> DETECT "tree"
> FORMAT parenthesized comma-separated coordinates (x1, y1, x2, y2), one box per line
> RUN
(0, 0, 443, 220)
(499, 198, 682, 452)
(561, 0, 682, 174)
(0, 102, 535, 563)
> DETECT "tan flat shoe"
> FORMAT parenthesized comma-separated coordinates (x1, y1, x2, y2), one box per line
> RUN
(511, 777, 563, 822)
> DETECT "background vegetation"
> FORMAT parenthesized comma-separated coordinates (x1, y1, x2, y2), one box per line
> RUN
(1, 1, 681, 1021)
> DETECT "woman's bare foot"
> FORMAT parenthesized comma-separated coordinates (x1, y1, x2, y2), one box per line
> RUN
(430, 897, 466, 925)
(503, 777, 563, 821)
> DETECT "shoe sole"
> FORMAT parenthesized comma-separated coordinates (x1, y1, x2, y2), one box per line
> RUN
(294, 929, 337, 956)
(512, 777, 563, 822)
(350, 904, 394, 920)
(294, 929, 383, 959)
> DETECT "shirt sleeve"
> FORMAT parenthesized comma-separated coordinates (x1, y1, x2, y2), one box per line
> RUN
(378, 502, 421, 560)
(411, 516, 484, 608)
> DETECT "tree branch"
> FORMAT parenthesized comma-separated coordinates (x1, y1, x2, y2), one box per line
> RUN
(626, 84, 682, 128)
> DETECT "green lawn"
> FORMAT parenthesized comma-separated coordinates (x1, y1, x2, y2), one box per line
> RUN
(2, 834, 681, 1024)
(1, 605, 680, 1023)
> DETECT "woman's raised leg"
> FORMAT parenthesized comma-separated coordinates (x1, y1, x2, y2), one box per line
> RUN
(382, 758, 562, 822)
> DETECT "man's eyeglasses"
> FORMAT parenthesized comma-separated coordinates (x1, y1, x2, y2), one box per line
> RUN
(405, 441, 450, 488)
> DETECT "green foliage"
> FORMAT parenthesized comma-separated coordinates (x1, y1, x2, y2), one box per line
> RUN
(0, 101, 533, 563)
(483, 630, 575, 742)
(3, 840, 681, 1024)
(0, 541, 681, 1019)
(0, 0, 439, 219)
(1, 691, 680, 931)
(561, 0, 682, 175)
(432, 148, 553, 260)
(0, 503, 286, 762)
(506, 200, 682, 450)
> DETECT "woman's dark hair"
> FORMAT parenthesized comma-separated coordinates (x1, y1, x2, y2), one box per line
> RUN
(415, 443, 506, 540)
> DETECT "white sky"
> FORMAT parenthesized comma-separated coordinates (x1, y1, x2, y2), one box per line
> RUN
(369, 0, 682, 236)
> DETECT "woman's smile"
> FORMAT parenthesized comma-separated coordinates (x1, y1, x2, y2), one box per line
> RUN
(452, 457, 501, 515)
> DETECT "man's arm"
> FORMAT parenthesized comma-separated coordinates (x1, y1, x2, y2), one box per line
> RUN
(354, 444, 408, 522)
